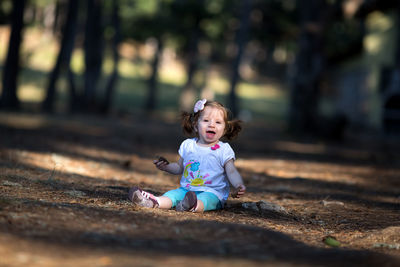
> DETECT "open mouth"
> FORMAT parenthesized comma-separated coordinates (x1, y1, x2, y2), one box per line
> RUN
(206, 130, 216, 138)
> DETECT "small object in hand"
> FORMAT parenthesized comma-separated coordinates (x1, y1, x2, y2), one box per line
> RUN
(231, 187, 240, 198)
(323, 236, 341, 247)
(157, 156, 169, 164)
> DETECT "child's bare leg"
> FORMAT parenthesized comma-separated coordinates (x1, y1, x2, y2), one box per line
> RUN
(194, 199, 204, 213)
(157, 196, 173, 209)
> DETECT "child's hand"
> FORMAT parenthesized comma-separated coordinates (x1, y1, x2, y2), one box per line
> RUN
(153, 156, 169, 171)
(231, 184, 246, 198)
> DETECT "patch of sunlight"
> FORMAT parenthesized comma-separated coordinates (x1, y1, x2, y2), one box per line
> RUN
(25, 43, 57, 71)
(70, 49, 84, 74)
(366, 11, 393, 32)
(236, 158, 360, 184)
(53, 143, 129, 163)
(118, 58, 152, 78)
(209, 76, 230, 94)
(364, 35, 383, 55)
(16, 150, 93, 178)
(207, 74, 286, 103)
(364, 11, 395, 64)
(70, 50, 153, 79)
(17, 84, 45, 103)
(159, 63, 186, 85)
(268, 169, 350, 181)
(118, 58, 144, 78)
(103, 57, 114, 74)
(20, 27, 59, 72)
(0, 26, 10, 61)
(0, 113, 47, 129)
(237, 82, 285, 99)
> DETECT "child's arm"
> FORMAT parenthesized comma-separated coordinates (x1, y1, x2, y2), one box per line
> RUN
(224, 159, 246, 198)
(153, 157, 184, 175)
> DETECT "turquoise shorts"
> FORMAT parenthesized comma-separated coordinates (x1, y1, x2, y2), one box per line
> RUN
(163, 187, 222, 211)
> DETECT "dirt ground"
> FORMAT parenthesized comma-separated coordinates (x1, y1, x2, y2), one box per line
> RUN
(0, 111, 399, 267)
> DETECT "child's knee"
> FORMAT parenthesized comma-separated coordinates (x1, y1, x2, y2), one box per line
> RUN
(162, 188, 188, 207)
(194, 199, 204, 212)
(197, 192, 221, 211)
(158, 196, 173, 209)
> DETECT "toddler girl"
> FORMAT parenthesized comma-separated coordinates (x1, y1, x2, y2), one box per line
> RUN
(128, 99, 246, 212)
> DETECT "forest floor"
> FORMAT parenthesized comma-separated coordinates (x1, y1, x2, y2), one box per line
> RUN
(0, 111, 399, 267)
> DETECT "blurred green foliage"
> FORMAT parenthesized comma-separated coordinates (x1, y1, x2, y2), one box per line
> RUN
(0, 0, 398, 129)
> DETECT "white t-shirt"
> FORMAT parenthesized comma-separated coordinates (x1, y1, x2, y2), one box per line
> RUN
(178, 138, 235, 203)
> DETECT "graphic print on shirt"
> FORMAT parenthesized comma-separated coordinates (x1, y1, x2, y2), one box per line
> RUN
(183, 159, 211, 187)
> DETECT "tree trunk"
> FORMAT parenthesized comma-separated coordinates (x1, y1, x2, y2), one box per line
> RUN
(42, 0, 79, 113)
(68, 68, 80, 112)
(102, 0, 121, 114)
(288, 0, 327, 134)
(382, 2, 400, 135)
(179, 31, 200, 111)
(83, 0, 104, 112)
(179, 1, 202, 112)
(228, 0, 251, 118)
(145, 38, 163, 113)
(0, 0, 26, 110)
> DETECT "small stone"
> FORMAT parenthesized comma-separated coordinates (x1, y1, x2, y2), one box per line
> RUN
(258, 200, 286, 213)
(65, 190, 86, 198)
(373, 243, 400, 250)
(242, 202, 259, 212)
(322, 200, 344, 207)
(2, 181, 22, 187)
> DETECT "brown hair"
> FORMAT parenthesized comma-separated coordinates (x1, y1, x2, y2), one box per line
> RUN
(181, 100, 242, 141)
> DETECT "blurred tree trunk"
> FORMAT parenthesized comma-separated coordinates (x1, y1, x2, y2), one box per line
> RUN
(228, 0, 251, 117)
(179, 26, 200, 111)
(0, 0, 26, 110)
(382, 2, 400, 135)
(83, 0, 104, 112)
(101, 0, 121, 114)
(288, 0, 327, 134)
(145, 37, 163, 113)
(42, 0, 78, 113)
(53, 1, 61, 34)
(179, 2, 202, 112)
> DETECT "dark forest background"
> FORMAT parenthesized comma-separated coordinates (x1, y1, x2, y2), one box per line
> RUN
(1, 0, 400, 139)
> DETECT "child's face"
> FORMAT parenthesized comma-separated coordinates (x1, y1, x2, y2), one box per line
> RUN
(196, 106, 226, 145)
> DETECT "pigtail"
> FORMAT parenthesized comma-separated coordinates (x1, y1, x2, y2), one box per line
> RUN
(224, 119, 242, 140)
(181, 111, 196, 137)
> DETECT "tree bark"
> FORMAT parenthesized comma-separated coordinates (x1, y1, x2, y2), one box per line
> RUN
(382, 2, 400, 135)
(145, 38, 163, 113)
(83, 0, 104, 112)
(0, 0, 26, 110)
(179, 1, 202, 112)
(42, 0, 79, 113)
(228, 0, 251, 117)
(288, 0, 327, 133)
(102, 0, 121, 114)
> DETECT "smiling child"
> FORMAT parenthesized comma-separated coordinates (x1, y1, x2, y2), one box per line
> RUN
(128, 99, 245, 212)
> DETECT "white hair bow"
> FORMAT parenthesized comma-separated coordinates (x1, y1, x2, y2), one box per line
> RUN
(193, 99, 207, 113)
